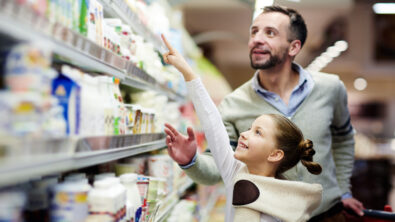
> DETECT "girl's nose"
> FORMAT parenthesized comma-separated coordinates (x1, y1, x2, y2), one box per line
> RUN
(240, 131, 248, 139)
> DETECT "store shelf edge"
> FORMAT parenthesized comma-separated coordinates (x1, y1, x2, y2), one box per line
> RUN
(0, 135, 166, 187)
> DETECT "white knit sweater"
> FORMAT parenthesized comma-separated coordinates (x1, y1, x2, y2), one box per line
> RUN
(186, 78, 322, 222)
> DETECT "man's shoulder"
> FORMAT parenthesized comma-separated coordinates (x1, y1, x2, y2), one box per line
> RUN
(219, 79, 254, 105)
(310, 71, 341, 85)
(225, 79, 254, 99)
(217, 78, 257, 115)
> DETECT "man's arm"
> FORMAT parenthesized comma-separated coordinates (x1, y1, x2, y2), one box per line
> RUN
(182, 102, 240, 185)
(331, 80, 364, 215)
(182, 153, 222, 185)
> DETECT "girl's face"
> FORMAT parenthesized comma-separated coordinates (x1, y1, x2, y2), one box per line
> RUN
(234, 115, 278, 165)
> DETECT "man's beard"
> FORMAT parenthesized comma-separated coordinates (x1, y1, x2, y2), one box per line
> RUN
(249, 48, 287, 69)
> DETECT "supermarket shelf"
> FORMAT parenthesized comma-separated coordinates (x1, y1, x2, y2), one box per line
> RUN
(0, 0, 126, 79)
(123, 75, 185, 103)
(0, 134, 166, 187)
(101, 0, 166, 54)
(155, 179, 194, 222)
(0, 0, 184, 101)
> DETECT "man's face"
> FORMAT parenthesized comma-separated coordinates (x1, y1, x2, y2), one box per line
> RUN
(248, 12, 292, 69)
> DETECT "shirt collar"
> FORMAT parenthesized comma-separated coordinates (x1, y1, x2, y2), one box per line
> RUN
(252, 63, 309, 95)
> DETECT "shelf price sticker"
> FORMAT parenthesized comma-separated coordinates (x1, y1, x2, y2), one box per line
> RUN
(74, 36, 84, 50)
(83, 41, 91, 54)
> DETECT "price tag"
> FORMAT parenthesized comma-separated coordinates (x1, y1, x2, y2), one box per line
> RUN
(75, 36, 84, 50)
(66, 29, 74, 46)
(83, 41, 91, 53)
(100, 49, 106, 61)
(52, 23, 61, 40)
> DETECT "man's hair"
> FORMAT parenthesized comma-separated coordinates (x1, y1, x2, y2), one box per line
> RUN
(262, 5, 308, 47)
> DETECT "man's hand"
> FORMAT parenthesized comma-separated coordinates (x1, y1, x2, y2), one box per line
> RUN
(342, 197, 364, 216)
(164, 123, 197, 165)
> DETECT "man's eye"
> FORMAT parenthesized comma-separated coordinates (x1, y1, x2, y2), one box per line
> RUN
(266, 30, 275, 37)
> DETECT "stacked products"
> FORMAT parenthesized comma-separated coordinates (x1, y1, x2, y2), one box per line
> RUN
(0, 153, 189, 222)
(0, 44, 162, 140)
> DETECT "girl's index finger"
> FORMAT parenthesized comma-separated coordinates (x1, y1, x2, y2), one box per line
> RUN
(161, 34, 174, 53)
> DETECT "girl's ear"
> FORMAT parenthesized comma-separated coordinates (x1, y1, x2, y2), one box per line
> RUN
(267, 149, 284, 162)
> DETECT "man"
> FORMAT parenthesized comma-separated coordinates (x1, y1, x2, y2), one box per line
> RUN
(169, 5, 363, 221)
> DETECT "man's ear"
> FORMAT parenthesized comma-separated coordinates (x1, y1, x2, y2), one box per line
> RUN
(288, 39, 301, 57)
(267, 149, 284, 162)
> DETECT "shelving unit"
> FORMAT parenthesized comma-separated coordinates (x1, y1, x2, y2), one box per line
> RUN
(0, 0, 184, 102)
(0, 0, 197, 221)
(0, 134, 166, 187)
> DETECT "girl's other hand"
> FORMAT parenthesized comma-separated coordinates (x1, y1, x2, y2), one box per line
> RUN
(164, 123, 198, 165)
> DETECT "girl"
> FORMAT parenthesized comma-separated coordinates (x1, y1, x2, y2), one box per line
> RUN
(161, 34, 323, 222)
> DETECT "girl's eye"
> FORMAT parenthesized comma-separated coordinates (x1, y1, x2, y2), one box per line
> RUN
(255, 130, 262, 135)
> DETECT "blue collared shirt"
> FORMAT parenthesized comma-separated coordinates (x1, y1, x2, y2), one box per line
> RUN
(251, 63, 314, 118)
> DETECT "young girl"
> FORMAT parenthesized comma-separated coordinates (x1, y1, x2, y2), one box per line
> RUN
(161, 35, 323, 222)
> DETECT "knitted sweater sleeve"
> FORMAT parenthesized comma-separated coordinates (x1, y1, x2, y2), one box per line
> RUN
(185, 78, 240, 185)
(330, 80, 355, 195)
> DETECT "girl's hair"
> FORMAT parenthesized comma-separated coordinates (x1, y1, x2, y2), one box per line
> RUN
(266, 114, 322, 178)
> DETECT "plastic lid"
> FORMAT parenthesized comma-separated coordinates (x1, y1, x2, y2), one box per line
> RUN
(94, 173, 116, 181)
(120, 173, 138, 183)
(53, 182, 91, 192)
(94, 179, 112, 189)
(106, 177, 121, 185)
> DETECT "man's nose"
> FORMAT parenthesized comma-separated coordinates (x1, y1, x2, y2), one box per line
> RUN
(251, 32, 265, 44)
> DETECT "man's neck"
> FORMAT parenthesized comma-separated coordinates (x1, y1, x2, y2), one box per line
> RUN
(257, 63, 300, 105)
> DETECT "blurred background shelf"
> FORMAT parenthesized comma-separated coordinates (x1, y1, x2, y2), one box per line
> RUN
(154, 178, 194, 222)
(100, 0, 166, 54)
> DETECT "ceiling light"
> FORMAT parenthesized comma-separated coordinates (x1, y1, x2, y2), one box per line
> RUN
(334, 40, 348, 52)
(354, 77, 368, 91)
(373, 3, 395, 14)
(253, 0, 273, 20)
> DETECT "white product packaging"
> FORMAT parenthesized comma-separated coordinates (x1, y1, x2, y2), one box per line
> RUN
(86, 179, 116, 222)
(148, 155, 173, 194)
(97, 76, 113, 135)
(120, 173, 143, 222)
(94, 172, 116, 182)
(108, 177, 127, 222)
(50, 182, 91, 222)
(113, 77, 126, 135)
